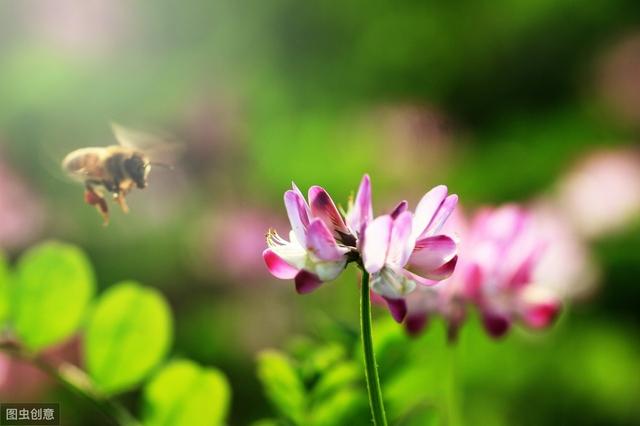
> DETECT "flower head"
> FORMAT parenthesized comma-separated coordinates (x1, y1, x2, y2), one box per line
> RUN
(362, 185, 459, 322)
(263, 182, 359, 294)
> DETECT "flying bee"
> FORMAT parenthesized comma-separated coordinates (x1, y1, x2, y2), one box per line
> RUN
(62, 123, 177, 225)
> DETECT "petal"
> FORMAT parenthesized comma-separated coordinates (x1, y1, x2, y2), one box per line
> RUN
(383, 296, 407, 323)
(405, 255, 458, 283)
(371, 268, 416, 297)
(482, 310, 511, 338)
(519, 287, 560, 329)
(346, 174, 373, 235)
(306, 219, 346, 261)
(390, 200, 408, 219)
(405, 312, 428, 336)
(309, 186, 349, 237)
(284, 189, 310, 246)
(386, 211, 413, 268)
(314, 258, 347, 281)
(425, 194, 458, 236)
(412, 185, 448, 240)
(295, 270, 323, 294)
(263, 249, 299, 279)
(362, 215, 393, 273)
(411, 235, 457, 272)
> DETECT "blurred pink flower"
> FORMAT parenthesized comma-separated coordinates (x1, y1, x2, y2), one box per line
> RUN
(18, 0, 132, 56)
(199, 206, 287, 283)
(405, 205, 562, 339)
(531, 201, 600, 300)
(0, 155, 45, 250)
(555, 148, 640, 238)
(597, 32, 640, 124)
(0, 337, 80, 401)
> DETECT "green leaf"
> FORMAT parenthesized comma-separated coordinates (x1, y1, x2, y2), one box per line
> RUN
(11, 241, 95, 351)
(143, 359, 230, 426)
(310, 361, 360, 403)
(85, 281, 172, 394)
(309, 388, 366, 426)
(257, 350, 306, 425)
(0, 251, 9, 326)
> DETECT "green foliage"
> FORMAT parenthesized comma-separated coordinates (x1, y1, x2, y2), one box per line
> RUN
(10, 241, 95, 351)
(85, 281, 172, 394)
(0, 252, 8, 326)
(256, 350, 306, 424)
(143, 359, 231, 426)
(257, 342, 367, 426)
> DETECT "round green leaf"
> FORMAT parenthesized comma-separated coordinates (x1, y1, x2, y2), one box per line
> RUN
(11, 241, 95, 351)
(143, 360, 231, 426)
(85, 282, 172, 394)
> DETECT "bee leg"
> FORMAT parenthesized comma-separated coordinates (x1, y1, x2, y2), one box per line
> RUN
(113, 192, 130, 214)
(84, 186, 109, 226)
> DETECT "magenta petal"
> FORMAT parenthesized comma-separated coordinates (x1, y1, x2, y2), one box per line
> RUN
(390, 200, 408, 219)
(263, 249, 299, 279)
(306, 219, 344, 261)
(309, 186, 349, 236)
(482, 311, 511, 338)
(412, 185, 448, 239)
(284, 189, 310, 245)
(522, 301, 560, 329)
(383, 296, 407, 323)
(405, 312, 428, 337)
(386, 211, 413, 268)
(346, 174, 373, 234)
(363, 215, 393, 274)
(295, 270, 323, 294)
(411, 235, 457, 272)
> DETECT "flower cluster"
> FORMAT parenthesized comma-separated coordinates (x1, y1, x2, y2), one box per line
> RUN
(405, 205, 561, 340)
(263, 175, 458, 322)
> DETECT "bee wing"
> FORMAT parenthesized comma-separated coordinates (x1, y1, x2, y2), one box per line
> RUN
(111, 122, 183, 166)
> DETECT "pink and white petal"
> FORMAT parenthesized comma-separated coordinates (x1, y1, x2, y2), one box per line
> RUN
(295, 270, 323, 294)
(263, 249, 300, 279)
(410, 235, 457, 272)
(284, 189, 310, 246)
(386, 211, 414, 268)
(362, 215, 393, 274)
(306, 219, 346, 261)
(506, 243, 546, 290)
(461, 262, 484, 300)
(346, 174, 373, 234)
(424, 194, 458, 236)
(315, 258, 347, 282)
(390, 200, 408, 219)
(309, 186, 349, 236)
(518, 286, 561, 329)
(406, 255, 458, 283)
(412, 185, 448, 240)
(383, 296, 407, 323)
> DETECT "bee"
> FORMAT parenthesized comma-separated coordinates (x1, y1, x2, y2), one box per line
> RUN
(62, 124, 175, 225)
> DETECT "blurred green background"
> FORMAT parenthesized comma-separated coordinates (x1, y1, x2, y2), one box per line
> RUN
(0, 0, 639, 424)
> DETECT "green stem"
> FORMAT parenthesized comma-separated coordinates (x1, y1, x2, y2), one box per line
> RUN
(445, 342, 462, 426)
(0, 342, 139, 426)
(360, 271, 388, 426)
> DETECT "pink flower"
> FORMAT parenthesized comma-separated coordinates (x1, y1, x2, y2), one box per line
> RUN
(362, 185, 459, 322)
(263, 182, 359, 294)
(405, 205, 563, 339)
(461, 205, 561, 338)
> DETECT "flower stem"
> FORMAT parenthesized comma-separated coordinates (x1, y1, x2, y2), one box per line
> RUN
(0, 341, 139, 426)
(360, 271, 388, 426)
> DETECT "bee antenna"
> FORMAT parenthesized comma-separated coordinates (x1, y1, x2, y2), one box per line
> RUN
(150, 162, 174, 170)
